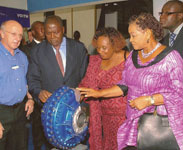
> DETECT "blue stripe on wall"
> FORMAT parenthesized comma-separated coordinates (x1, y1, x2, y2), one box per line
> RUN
(28, 0, 101, 12)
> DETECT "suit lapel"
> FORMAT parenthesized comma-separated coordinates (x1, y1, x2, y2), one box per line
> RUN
(173, 26, 183, 48)
(164, 34, 169, 46)
(31, 40, 37, 47)
(64, 38, 74, 81)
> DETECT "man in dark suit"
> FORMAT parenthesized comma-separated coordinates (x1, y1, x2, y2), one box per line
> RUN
(27, 29, 33, 44)
(160, 0, 183, 57)
(21, 21, 45, 61)
(23, 21, 48, 150)
(27, 15, 88, 149)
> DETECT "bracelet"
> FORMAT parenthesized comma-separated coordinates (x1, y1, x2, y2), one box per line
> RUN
(28, 98, 33, 100)
(150, 95, 155, 105)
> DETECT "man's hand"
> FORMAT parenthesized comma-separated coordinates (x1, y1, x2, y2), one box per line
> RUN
(0, 122, 4, 139)
(38, 90, 52, 103)
(25, 99, 34, 118)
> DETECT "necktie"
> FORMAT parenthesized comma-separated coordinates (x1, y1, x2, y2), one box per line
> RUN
(56, 49, 64, 76)
(169, 33, 176, 47)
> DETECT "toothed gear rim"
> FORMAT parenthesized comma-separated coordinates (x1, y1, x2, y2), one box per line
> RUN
(41, 86, 88, 149)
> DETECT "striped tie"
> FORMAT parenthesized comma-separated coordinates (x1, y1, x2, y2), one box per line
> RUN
(56, 49, 64, 76)
(169, 33, 176, 47)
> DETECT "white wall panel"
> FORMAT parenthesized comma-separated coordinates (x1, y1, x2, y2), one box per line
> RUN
(55, 8, 73, 38)
(73, 6, 96, 49)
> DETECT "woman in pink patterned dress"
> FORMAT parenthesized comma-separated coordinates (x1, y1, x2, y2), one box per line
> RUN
(79, 27, 129, 150)
(78, 13, 183, 150)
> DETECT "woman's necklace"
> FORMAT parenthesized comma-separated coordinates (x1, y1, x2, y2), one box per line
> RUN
(141, 43, 161, 58)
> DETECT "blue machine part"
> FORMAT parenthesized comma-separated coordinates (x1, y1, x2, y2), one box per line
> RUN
(41, 86, 89, 149)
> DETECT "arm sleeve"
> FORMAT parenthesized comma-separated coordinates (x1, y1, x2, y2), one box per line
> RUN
(116, 84, 128, 96)
(116, 61, 128, 96)
(158, 52, 183, 148)
(27, 47, 42, 105)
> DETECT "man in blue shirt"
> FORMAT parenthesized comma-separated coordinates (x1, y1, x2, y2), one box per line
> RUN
(0, 20, 34, 150)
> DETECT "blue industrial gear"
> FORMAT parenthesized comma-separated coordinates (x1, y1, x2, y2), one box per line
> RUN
(41, 86, 89, 149)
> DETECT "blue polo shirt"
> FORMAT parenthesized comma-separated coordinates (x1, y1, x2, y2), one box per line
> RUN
(0, 42, 28, 106)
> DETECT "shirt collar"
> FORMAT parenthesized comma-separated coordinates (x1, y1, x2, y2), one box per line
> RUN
(61, 36, 66, 47)
(52, 36, 66, 51)
(170, 22, 183, 35)
(33, 38, 41, 44)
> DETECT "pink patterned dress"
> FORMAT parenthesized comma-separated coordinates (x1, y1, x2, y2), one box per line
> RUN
(79, 55, 127, 150)
(117, 48, 183, 150)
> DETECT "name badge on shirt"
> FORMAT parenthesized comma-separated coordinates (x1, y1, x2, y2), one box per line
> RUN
(12, 65, 19, 70)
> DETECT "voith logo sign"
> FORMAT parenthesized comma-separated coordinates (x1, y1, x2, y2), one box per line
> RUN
(17, 14, 29, 18)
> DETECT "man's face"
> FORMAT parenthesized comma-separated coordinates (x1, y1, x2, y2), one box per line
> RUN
(28, 31, 33, 43)
(1, 21, 23, 52)
(160, 3, 183, 32)
(45, 21, 64, 50)
(32, 23, 45, 42)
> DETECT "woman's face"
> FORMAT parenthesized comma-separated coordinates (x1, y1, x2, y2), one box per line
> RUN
(128, 23, 147, 50)
(96, 36, 115, 60)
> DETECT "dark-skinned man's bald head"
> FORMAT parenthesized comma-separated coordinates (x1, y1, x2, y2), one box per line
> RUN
(31, 21, 45, 42)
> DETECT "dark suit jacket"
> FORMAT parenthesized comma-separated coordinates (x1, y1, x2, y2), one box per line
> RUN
(27, 38, 88, 104)
(160, 26, 183, 58)
(20, 40, 37, 61)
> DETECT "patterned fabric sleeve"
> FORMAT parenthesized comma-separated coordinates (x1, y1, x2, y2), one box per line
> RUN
(117, 52, 133, 96)
(158, 51, 183, 149)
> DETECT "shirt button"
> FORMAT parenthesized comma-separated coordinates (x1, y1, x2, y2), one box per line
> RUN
(19, 89, 22, 91)
(16, 78, 19, 80)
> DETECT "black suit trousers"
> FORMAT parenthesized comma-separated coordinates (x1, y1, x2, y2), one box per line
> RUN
(0, 101, 28, 150)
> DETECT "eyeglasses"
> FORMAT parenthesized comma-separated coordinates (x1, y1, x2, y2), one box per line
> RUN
(159, 12, 183, 16)
(4, 30, 23, 39)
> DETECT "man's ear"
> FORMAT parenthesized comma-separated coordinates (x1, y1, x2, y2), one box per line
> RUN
(178, 12, 183, 21)
(0, 30, 5, 38)
(145, 28, 153, 40)
(31, 30, 35, 37)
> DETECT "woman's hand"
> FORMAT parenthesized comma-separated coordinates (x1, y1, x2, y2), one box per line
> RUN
(77, 87, 101, 98)
(130, 96, 151, 110)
